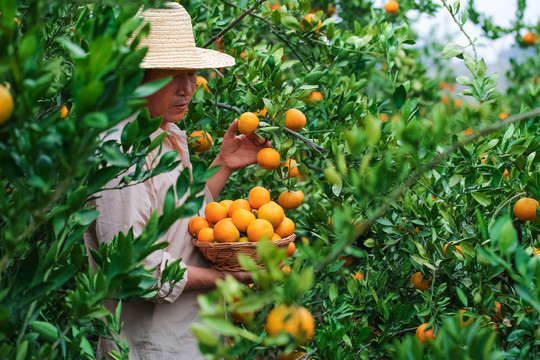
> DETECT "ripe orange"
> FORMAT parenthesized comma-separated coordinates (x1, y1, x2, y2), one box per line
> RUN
(513, 197, 539, 221)
(282, 158, 300, 178)
(238, 112, 259, 135)
(463, 127, 474, 135)
(503, 168, 510, 179)
(198, 227, 214, 242)
(266, 304, 315, 345)
(459, 309, 473, 326)
(257, 148, 281, 170)
(258, 201, 285, 227)
(415, 323, 435, 343)
(339, 256, 354, 267)
(384, 0, 399, 14)
(352, 271, 364, 281)
(188, 216, 210, 237)
(255, 107, 267, 117)
(443, 241, 463, 256)
(441, 95, 450, 104)
(492, 301, 502, 320)
(189, 131, 213, 152)
(228, 199, 252, 217)
(0, 84, 14, 125)
(281, 265, 291, 274)
(219, 199, 233, 213)
(213, 219, 240, 243)
(380, 113, 389, 122)
(454, 99, 462, 107)
(308, 91, 323, 101)
(205, 202, 228, 224)
(286, 242, 296, 256)
(196, 76, 210, 92)
(523, 32, 538, 46)
(499, 112, 509, 120)
(281, 351, 310, 360)
(247, 218, 275, 242)
(301, 13, 321, 32)
(269, 3, 280, 11)
(277, 190, 304, 209)
(248, 186, 271, 209)
(272, 233, 281, 241)
(60, 105, 68, 118)
(275, 217, 295, 238)
(284, 109, 306, 131)
(410, 272, 429, 291)
(232, 208, 256, 232)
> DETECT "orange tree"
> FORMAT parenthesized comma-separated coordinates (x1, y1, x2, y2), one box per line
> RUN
(1, 0, 540, 359)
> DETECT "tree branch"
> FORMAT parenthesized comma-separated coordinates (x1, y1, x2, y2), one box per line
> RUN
(283, 127, 324, 153)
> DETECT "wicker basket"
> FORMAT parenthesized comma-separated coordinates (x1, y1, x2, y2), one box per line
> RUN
(193, 234, 296, 271)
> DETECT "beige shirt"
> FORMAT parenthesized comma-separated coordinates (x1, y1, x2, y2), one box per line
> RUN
(84, 116, 213, 360)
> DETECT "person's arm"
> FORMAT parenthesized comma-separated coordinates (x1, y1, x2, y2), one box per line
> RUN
(206, 119, 271, 199)
(184, 265, 252, 290)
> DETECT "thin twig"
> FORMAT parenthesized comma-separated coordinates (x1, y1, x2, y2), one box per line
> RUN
(203, 0, 266, 48)
(441, 0, 478, 61)
(283, 127, 324, 153)
(315, 107, 540, 272)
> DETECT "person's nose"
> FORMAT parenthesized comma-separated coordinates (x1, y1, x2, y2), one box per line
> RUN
(174, 73, 195, 97)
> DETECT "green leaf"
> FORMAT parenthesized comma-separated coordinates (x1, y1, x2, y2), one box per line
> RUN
(456, 287, 468, 306)
(490, 215, 517, 254)
(280, 13, 300, 30)
(441, 43, 465, 59)
(83, 112, 108, 128)
(133, 77, 171, 98)
(471, 192, 491, 207)
(393, 84, 407, 109)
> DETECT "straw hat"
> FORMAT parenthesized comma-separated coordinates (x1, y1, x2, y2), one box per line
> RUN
(132, 2, 235, 70)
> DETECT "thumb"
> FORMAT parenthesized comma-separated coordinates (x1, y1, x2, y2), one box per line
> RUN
(224, 119, 239, 140)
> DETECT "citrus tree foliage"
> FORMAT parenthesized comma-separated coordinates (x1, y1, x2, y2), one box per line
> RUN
(0, 0, 218, 359)
(1, 0, 539, 360)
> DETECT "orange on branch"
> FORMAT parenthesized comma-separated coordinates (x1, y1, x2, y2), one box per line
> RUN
(523, 32, 538, 46)
(188, 216, 210, 237)
(284, 109, 306, 131)
(60, 105, 68, 118)
(232, 208, 256, 233)
(410, 272, 429, 291)
(0, 84, 14, 125)
(258, 201, 285, 227)
(189, 131, 213, 152)
(352, 271, 364, 281)
(255, 107, 267, 117)
(205, 202, 228, 224)
(266, 305, 315, 345)
(275, 217, 295, 238)
(248, 186, 271, 209)
(196, 76, 210, 92)
(443, 241, 463, 256)
(247, 219, 275, 242)
(416, 323, 435, 343)
(459, 310, 474, 326)
(228, 199, 252, 217)
(214, 219, 240, 243)
(384, 0, 399, 14)
(277, 190, 304, 209)
(513, 197, 539, 221)
(301, 13, 322, 32)
(308, 91, 323, 101)
(238, 112, 259, 135)
(257, 148, 281, 170)
(282, 158, 300, 178)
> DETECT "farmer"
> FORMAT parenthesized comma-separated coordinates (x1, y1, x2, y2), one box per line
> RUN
(84, 3, 270, 359)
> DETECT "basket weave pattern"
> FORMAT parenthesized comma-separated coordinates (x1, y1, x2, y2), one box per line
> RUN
(193, 234, 295, 271)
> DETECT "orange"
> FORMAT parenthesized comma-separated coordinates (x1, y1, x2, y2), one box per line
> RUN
(248, 186, 271, 209)
(188, 216, 210, 237)
(239, 236, 249, 242)
(384, 0, 399, 14)
(282, 158, 300, 178)
(352, 271, 364, 281)
(286, 242, 296, 256)
(272, 233, 281, 241)
(463, 127, 474, 135)
(205, 202, 228, 224)
(454, 99, 462, 107)
(479, 154, 487, 163)
(448, 84, 456, 92)
(255, 107, 267, 117)
(258, 201, 285, 227)
(213, 219, 240, 243)
(275, 217, 295, 238)
(327, 4, 337, 16)
(247, 219, 275, 242)
(281, 351, 310, 360)
(228, 199, 252, 217)
(238, 112, 259, 135)
(269, 3, 280, 11)
(266, 304, 315, 345)
(459, 309, 473, 326)
(441, 95, 450, 104)
(443, 241, 463, 256)
(60, 105, 68, 118)
(503, 168, 510, 179)
(380, 114, 389, 122)
(196, 76, 210, 92)
(0, 84, 14, 125)
(410, 272, 429, 291)
(301, 13, 321, 32)
(189, 131, 213, 152)
(284, 109, 306, 131)
(339, 256, 354, 267)
(278, 190, 304, 209)
(534, 248, 540, 256)
(523, 32, 538, 46)
(415, 323, 435, 343)
(492, 301, 502, 320)
(198, 227, 214, 242)
(513, 197, 539, 221)
(499, 112, 509, 120)
(308, 91, 323, 101)
(219, 199, 233, 213)
(281, 266, 291, 274)
(232, 208, 256, 232)
(257, 148, 281, 170)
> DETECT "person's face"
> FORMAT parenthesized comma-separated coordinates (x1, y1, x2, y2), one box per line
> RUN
(144, 69, 197, 124)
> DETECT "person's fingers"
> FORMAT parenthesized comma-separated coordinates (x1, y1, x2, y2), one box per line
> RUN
(223, 119, 239, 140)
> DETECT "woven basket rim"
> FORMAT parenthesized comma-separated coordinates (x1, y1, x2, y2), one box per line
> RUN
(193, 234, 295, 248)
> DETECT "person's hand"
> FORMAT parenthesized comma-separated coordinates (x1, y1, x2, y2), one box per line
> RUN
(221, 270, 253, 284)
(216, 119, 272, 171)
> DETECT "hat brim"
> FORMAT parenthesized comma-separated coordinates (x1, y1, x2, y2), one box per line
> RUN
(140, 47, 236, 70)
